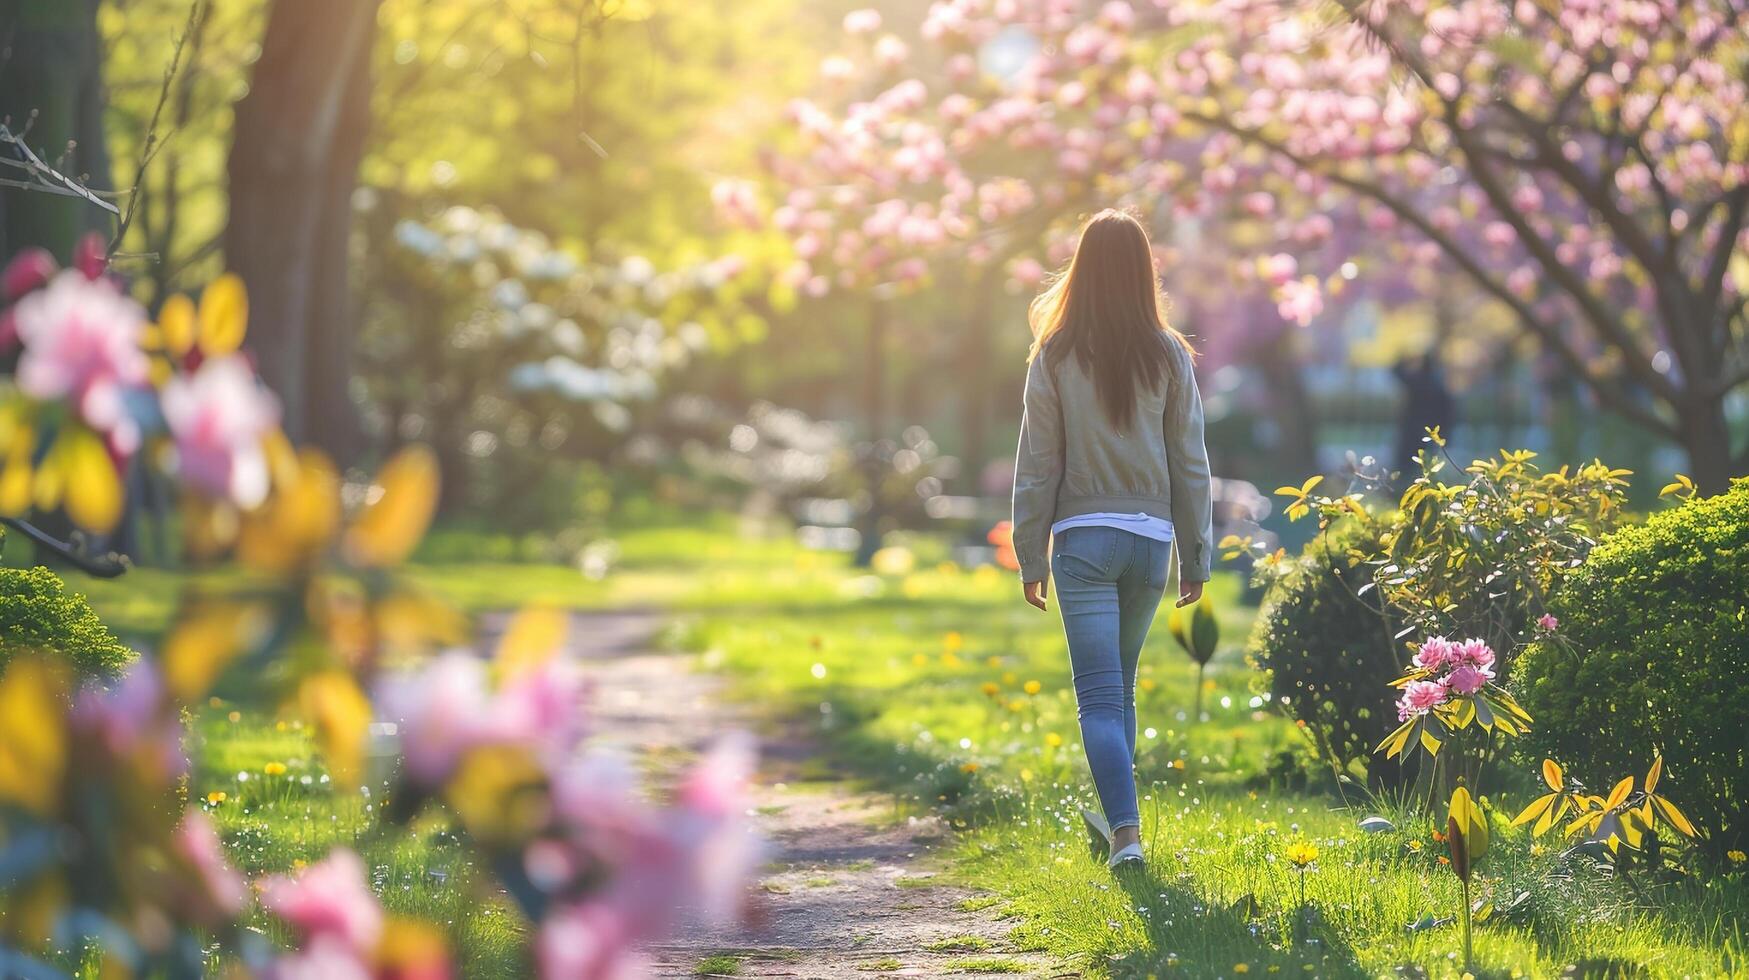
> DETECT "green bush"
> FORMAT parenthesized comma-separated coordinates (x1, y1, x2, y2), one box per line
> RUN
(1246, 520, 1410, 788)
(0, 555, 134, 679)
(1515, 478, 1749, 861)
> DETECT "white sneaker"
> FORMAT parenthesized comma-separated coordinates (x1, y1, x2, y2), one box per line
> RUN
(1079, 806, 1112, 849)
(1108, 842, 1145, 870)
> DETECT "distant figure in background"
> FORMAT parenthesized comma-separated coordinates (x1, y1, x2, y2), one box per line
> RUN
(1393, 351, 1456, 482)
(1009, 209, 1214, 873)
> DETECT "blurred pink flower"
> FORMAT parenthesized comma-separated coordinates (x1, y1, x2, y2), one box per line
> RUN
(1275, 276, 1323, 326)
(267, 937, 373, 980)
(3, 247, 56, 304)
(536, 903, 640, 980)
(174, 811, 248, 922)
(261, 848, 384, 954)
(873, 35, 910, 69)
(1537, 613, 1559, 631)
(842, 8, 882, 35)
(161, 355, 280, 509)
(71, 662, 188, 780)
(11, 270, 149, 447)
(1396, 679, 1449, 721)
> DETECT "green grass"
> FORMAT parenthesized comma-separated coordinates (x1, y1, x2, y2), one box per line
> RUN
(694, 953, 744, 975)
(61, 516, 1749, 977)
(661, 523, 1749, 978)
(944, 956, 1030, 973)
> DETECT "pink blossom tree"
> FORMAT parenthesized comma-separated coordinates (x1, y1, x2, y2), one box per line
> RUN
(746, 0, 1749, 488)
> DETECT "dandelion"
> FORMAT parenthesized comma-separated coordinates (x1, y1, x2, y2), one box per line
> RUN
(959, 762, 978, 774)
(1285, 841, 1318, 868)
(264, 762, 288, 777)
(206, 791, 227, 805)
(227, 710, 241, 723)
(943, 631, 964, 653)
(1023, 679, 1042, 696)
(912, 654, 928, 667)
(1139, 677, 1157, 693)
(985, 656, 1000, 668)
(1044, 732, 1063, 748)
(981, 682, 1000, 698)
(1234, 965, 1251, 975)
(1729, 850, 1747, 864)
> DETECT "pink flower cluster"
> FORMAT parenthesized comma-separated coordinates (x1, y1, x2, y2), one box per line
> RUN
(376, 653, 763, 978)
(1398, 637, 1498, 720)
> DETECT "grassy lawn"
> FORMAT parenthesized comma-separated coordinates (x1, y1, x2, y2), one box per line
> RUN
(60, 517, 1749, 977)
(668, 525, 1749, 978)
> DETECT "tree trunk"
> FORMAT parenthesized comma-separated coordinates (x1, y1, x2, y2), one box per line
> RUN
(0, 0, 112, 261)
(225, 0, 381, 467)
(1679, 396, 1737, 495)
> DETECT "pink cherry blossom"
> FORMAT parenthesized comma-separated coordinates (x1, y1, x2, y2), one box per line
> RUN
(1275, 276, 1323, 326)
(11, 270, 149, 447)
(260, 848, 384, 953)
(161, 356, 280, 509)
(842, 8, 881, 35)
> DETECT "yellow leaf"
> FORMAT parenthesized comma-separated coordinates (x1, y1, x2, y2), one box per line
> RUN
(297, 671, 373, 788)
(443, 745, 548, 845)
(1604, 775, 1634, 811)
(238, 449, 341, 572)
(0, 658, 69, 816)
(1542, 758, 1563, 792)
(158, 293, 198, 357)
(198, 273, 249, 355)
(60, 426, 124, 533)
(163, 603, 269, 702)
(1419, 726, 1443, 756)
(1300, 474, 1324, 496)
(1645, 755, 1663, 794)
(1511, 792, 1555, 828)
(1651, 795, 1698, 838)
(344, 446, 440, 568)
(494, 605, 570, 681)
(1533, 796, 1567, 837)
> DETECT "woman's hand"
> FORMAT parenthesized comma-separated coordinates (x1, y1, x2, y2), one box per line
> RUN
(1176, 578, 1203, 608)
(1023, 579, 1049, 611)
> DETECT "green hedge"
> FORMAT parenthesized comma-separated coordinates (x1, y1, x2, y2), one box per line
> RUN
(0, 543, 134, 679)
(1515, 478, 1749, 860)
(1247, 520, 1411, 788)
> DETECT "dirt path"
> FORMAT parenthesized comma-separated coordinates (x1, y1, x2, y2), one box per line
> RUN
(515, 610, 1063, 979)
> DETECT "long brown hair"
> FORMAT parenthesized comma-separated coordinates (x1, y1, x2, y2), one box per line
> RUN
(1027, 209, 1195, 429)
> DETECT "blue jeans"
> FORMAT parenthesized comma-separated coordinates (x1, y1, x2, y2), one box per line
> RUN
(1051, 525, 1171, 832)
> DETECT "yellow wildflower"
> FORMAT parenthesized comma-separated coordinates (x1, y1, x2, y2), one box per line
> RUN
(206, 791, 227, 805)
(263, 762, 288, 777)
(1023, 679, 1042, 695)
(981, 682, 1000, 698)
(1045, 732, 1063, 748)
(1285, 841, 1319, 868)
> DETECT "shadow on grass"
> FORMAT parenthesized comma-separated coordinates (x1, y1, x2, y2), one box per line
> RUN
(1098, 863, 1370, 979)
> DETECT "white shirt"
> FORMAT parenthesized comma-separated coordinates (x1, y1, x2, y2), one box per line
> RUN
(1050, 511, 1176, 544)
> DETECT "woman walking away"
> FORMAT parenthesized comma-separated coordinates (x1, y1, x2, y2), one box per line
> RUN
(1009, 209, 1213, 871)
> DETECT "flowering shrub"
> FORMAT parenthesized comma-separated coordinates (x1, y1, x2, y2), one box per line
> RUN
(1245, 520, 1408, 787)
(1266, 437, 1629, 676)
(1515, 478, 1749, 862)
(0, 249, 759, 974)
(1376, 637, 1531, 788)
